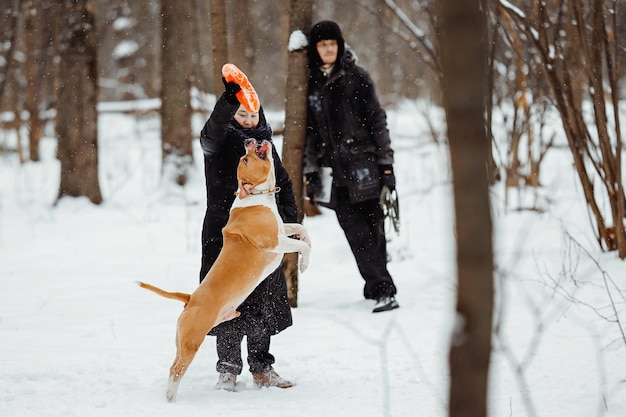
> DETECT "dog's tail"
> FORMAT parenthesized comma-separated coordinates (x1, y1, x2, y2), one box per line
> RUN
(136, 281, 191, 305)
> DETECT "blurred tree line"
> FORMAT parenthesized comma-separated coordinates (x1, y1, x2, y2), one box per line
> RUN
(0, 0, 625, 256)
(0, 0, 434, 114)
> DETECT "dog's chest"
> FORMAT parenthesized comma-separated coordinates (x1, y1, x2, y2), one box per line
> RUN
(231, 194, 282, 223)
(223, 205, 281, 249)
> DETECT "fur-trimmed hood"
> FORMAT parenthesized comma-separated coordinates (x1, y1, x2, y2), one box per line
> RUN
(340, 46, 358, 68)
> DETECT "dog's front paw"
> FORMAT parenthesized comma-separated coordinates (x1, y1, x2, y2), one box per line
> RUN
(299, 252, 310, 272)
(299, 260, 308, 273)
(287, 224, 311, 246)
(298, 231, 311, 246)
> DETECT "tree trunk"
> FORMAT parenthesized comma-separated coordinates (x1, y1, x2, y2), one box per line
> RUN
(0, 0, 21, 108)
(23, 0, 46, 162)
(440, 0, 493, 416)
(228, 0, 252, 71)
(485, 10, 499, 185)
(209, 0, 228, 96)
(160, 0, 194, 186)
(56, 0, 102, 205)
(500, 0, 626, 258)
(190, 0, 212, 95)
(280, 0, 312, 307)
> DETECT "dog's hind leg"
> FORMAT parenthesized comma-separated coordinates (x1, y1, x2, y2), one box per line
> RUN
(165, 310, 211, 402)
(166, 353, 182, 402)
(166, 338, 203, 402)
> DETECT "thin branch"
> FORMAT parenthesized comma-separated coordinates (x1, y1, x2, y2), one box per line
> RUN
(564, 230, 626, 347)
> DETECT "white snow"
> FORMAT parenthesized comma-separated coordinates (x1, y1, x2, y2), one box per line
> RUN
(112, 40, 139, 59)
(0, 99, 625, 417)
(288, 30, 308, 52)
(113, 17, 135, 32)
(499, 0, 526, 20)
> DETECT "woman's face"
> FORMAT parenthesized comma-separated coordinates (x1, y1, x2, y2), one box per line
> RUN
(316, 39, 338, 67)
(233, 106, 260, 129)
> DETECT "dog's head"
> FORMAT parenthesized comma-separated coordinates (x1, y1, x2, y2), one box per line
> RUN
(236, 138, 275, 199)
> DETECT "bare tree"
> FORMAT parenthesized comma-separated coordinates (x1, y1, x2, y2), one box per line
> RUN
(56, 0, 102, 204)
(0, 0, 24, 161)
(160, 0, 194, 186)
(280, 0, 312, 307)
(95, 0, 162, 102)
(23, 0, 51, 162)
(0, 0, 21, 110)
(190, 0, 213, 95)
(209, 0, 228, 94)
(440, 0, 493, 416)
(485, 1, 564, 198)
(499, 0, 626, 257)
(228, 0, 252, 71)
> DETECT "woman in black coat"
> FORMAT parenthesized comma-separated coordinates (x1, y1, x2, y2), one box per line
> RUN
(303, 20, 399, 313)
(199, 79, 297, 390)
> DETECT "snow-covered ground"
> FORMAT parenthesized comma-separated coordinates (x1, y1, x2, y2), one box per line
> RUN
(1, 100, 625, 417)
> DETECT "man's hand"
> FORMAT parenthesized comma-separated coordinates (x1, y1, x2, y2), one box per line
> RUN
(305, 172, 321, 202)
(379, 164, 396, 191)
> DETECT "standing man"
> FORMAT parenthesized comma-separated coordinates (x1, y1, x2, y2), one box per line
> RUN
(303, 20, 399, 313)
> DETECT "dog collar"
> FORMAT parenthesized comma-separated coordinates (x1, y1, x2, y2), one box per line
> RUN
(250, 186, 281, 195)
(235, 186, 281, 196)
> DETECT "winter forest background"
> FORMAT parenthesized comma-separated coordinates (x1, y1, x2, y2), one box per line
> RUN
(1, 1, 626, 417)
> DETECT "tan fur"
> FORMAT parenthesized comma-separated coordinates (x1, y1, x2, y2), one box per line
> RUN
(138, 139, 311, 402)
(137, 281, 190, 305)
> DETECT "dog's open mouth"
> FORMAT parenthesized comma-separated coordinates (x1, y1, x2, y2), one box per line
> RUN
(256, 141, 268, 159)
(238, 139, 272, 198)
(245, 138, 269, 160)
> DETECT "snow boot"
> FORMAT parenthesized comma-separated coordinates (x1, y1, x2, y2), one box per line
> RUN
(215, 373, 237, 391)
(252, 369, 294, 389)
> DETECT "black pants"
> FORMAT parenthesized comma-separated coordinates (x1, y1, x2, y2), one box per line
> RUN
(334, 187, 397, 299)
(215, 328, 275, 375)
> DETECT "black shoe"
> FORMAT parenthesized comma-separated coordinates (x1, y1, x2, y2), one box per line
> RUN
(373, 296, 399, 313)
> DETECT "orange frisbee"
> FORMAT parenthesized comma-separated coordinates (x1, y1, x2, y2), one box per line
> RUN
(221, 63, 261, 113)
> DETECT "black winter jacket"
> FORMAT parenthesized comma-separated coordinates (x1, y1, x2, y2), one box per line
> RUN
(200, 96, 297, 223)
(303, 48, 394, 197)
(199, 94, 296, 335)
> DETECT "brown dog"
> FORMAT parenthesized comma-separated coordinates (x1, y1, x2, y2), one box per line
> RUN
(138, 138, 311, 402)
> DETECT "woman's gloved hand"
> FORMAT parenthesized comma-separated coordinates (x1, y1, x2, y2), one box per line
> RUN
(222, 77, 242, 105)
